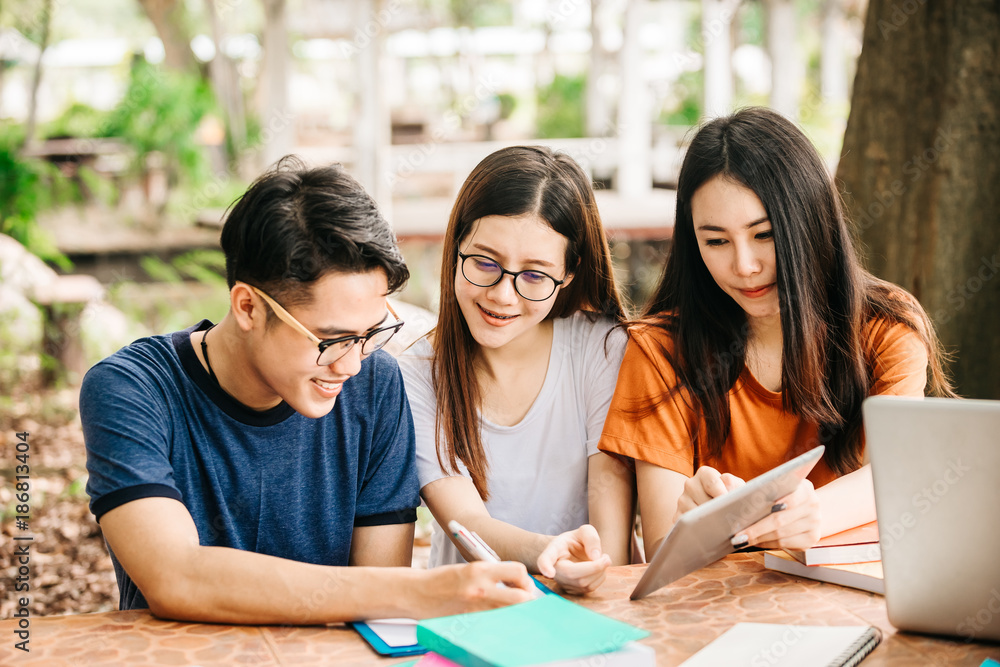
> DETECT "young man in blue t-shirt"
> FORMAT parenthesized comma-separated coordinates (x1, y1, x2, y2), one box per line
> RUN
(81, 158, 534, 624)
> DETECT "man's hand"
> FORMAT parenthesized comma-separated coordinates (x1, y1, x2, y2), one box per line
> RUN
(411, 561, 535, 618)
(535, 524, 611, 596)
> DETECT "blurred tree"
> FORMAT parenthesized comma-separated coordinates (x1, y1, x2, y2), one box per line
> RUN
(22, 0, 52, 150)
(204, 0, 246, 160)
(136, 0, 197, 72)
(837, 0, 1000, 398)
(537, 73, 586, 139)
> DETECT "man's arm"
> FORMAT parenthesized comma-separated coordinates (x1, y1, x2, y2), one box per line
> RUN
(101, 497, 534, 624)
(350, 523, 414, 567)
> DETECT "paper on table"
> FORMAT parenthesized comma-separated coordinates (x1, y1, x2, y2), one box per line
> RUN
(680, 623, 881, 667)
(364, 618, 418, 648)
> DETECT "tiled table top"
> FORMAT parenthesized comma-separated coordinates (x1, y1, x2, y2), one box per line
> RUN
(2, 554, 997, 666)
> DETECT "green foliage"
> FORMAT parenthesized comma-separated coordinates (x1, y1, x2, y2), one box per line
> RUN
(537, 74, 586, 139)
(63, 474, 90, 500)
(172, 249, 227, 287)
(43, 102, 115, 140)
(0, 306, 41, 398)
(139, 250, 227, 287)
(0, 129, 73, 269)
(140, 256, 184, 283)
(106, 58, 215, 187)
(737, 0, 766, 46)
(659, 71, 703, 126)
(432, 0, 513, 26)
(76, 164, 119, 206)
(496, 92, 517, 120)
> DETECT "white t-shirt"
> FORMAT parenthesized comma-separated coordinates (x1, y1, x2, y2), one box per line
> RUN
(399, 312, 627, 567)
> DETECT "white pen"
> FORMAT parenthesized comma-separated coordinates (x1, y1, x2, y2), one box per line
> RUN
(447, 519, 500, 562)
(447, 519, 543, 598)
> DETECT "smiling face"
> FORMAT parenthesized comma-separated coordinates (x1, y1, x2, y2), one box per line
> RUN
(247, 269, 391, 418)
(691, 176, 780, 323)
(454, 213, 572, 353)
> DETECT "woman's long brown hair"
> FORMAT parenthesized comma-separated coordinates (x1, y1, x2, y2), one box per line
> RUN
(432, 146, 627, 500)
(638, 108, 955, 475)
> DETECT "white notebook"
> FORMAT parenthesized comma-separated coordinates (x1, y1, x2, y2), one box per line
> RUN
(681, 623, 881, 667)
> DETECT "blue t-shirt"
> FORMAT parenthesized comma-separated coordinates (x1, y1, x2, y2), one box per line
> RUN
(81, 320, 419, 610)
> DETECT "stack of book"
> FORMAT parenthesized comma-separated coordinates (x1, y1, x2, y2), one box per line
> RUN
(764, 521, 884, 594)
(408, 594, 654, 666)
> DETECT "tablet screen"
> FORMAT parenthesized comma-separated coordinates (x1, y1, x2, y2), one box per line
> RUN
(631, 446, 824, 599)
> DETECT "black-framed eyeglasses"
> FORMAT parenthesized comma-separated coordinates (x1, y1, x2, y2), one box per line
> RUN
(458, 252, 566, 302)
(247, 284, 405, 366)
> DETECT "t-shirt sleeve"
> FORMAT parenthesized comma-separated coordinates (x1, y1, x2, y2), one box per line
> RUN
(581, 319, 628, 457)
(353, 354, 420, 526)
(398, 343, 468, 490)
(868, 319, 929, 397)
(598, 328, 700, 477)
(81, 360, 183, 522)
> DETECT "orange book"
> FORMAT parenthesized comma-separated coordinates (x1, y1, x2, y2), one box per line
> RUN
(783, 521, 880, 566)
(764, 550, 884, 595)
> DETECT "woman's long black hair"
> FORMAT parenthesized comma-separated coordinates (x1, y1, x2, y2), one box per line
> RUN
(641, 107, 955, 474)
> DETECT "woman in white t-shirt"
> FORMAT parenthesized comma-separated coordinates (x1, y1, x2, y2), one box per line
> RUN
(400, 146, 635, 594)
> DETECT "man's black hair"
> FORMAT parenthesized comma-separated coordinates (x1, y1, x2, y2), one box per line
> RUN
(221, 156, 409, 307)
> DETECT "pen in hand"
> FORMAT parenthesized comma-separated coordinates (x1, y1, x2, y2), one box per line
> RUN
(447, 520, 542, 598)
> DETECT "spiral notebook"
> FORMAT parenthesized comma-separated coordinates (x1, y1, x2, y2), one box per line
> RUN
(680, 623, 881, 667)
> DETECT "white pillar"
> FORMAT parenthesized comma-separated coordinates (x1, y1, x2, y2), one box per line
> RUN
(617, 0, 651, 198)
(353, 0, 393, 218)
(260, 0, 294, 169)
(766, 0, 799, 120)
(820, 0, 848, 105)
(587, 0, 611, 138)
(701, 0, 734, 119)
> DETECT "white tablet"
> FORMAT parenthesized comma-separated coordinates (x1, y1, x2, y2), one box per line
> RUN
(631, 445, 825, 599)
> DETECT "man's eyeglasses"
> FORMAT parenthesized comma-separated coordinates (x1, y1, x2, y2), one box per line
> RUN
(458, 252, 566, 302)
(248, 285, 405, 366)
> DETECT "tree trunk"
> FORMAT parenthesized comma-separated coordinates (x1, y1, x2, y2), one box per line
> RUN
(137, 0, 196, 72)
(22, 0, 53, 151)
(836, 0, 1000, 399)
(204, 0, 246, 160)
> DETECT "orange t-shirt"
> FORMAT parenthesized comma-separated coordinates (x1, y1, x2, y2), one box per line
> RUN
(598, 319, 928, 488)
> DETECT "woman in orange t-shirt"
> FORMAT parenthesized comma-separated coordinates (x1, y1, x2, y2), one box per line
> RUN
(599, 107, 955, 558)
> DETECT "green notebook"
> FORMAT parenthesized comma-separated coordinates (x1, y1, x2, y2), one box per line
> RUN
(415, 595, 649, 667)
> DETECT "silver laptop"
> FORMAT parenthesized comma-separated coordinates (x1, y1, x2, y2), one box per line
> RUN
(864, 396, 1000, 642)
